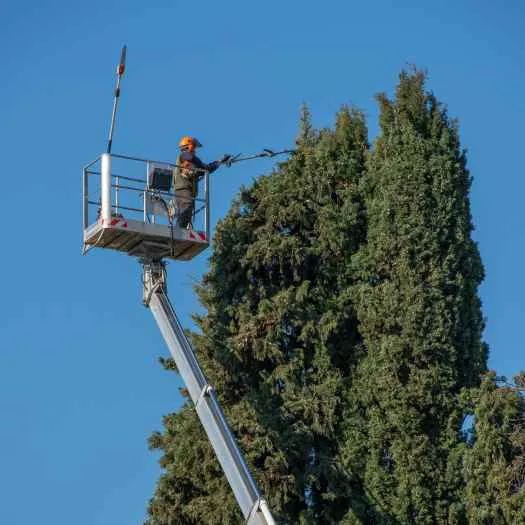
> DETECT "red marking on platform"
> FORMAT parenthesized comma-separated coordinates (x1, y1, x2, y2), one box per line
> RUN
(104, 218, 128, 228)
(188, 231, 196, 240)
(198, 232, 206, 241)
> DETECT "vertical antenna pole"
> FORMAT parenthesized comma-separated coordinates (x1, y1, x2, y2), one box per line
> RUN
(107, 45, 127, 154)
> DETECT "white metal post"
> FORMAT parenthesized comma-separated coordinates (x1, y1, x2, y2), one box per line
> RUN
(101, 153, 112, 223)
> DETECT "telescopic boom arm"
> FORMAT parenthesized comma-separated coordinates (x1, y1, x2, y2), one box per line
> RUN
(92, 45, 280, 524)
(142, 259, 276, 525)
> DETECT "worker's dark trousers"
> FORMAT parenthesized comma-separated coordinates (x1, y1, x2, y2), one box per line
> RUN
(176, 188, 194, 228)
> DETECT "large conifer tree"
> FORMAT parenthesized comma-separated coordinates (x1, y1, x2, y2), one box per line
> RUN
(341, 70, 487, 524)
(145, 72, 521, 525)
(145, 107, 368, 524)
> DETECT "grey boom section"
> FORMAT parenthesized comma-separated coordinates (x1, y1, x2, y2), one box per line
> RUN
(144, 262, 276, 525)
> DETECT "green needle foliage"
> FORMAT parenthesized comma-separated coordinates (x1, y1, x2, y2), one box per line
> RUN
(145, 106, 368, 524)
(341, 70, 487, 524)
(463, 372, 525, 524)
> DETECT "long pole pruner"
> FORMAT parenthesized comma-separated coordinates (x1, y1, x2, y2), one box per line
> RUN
(107, 45, 127, 154)
(224, 148, 295, 166)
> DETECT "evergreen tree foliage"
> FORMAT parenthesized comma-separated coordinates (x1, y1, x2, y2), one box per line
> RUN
(145, 106, 368, 524)
(341, 70, 487, 524)
(463, 372, 525, 524)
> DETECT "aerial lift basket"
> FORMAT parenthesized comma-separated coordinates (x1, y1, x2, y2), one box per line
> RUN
(82, 153, 210, 261)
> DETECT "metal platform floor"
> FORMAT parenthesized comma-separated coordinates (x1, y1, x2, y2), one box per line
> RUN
(83, 216, 209, 261)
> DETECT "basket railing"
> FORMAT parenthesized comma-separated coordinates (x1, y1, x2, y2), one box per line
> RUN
(82, 153, 210, 236)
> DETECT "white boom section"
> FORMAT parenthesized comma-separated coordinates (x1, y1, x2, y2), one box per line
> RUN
(143, 261, 276, 525)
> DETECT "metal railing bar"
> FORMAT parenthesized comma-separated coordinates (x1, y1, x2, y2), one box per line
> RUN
(87, 202, 141, 213)
(111, 153, 209, 174)
(111, 183, 144, 193)
(111, 204, 144, 213)
(90, 170, 145, 184)
(83, 157, 101, 170)
(113, 173, 145, 184)
(111, 153, 176, 166)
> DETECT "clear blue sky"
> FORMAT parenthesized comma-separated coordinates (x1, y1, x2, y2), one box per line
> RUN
(1, 1, 523, 523)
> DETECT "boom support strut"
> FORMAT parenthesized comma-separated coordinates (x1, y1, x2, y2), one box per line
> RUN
(142, 258, 276, 525)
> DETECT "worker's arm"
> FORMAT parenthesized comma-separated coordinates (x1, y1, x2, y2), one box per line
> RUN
(202, 155, 233, 173)
(181, 151, 220, 174)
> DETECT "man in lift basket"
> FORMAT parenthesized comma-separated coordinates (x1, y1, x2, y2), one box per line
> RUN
(173, 136, 231, 229)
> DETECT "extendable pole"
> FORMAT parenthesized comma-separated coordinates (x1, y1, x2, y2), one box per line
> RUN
(142, 259, 276, 525)
(225, 149, 295, 166)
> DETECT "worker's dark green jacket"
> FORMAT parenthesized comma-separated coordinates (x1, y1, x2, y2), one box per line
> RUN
(173, 151, 219, 195)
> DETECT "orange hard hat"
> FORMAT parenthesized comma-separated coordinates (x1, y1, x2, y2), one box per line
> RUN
(179, 136, 202, 151)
